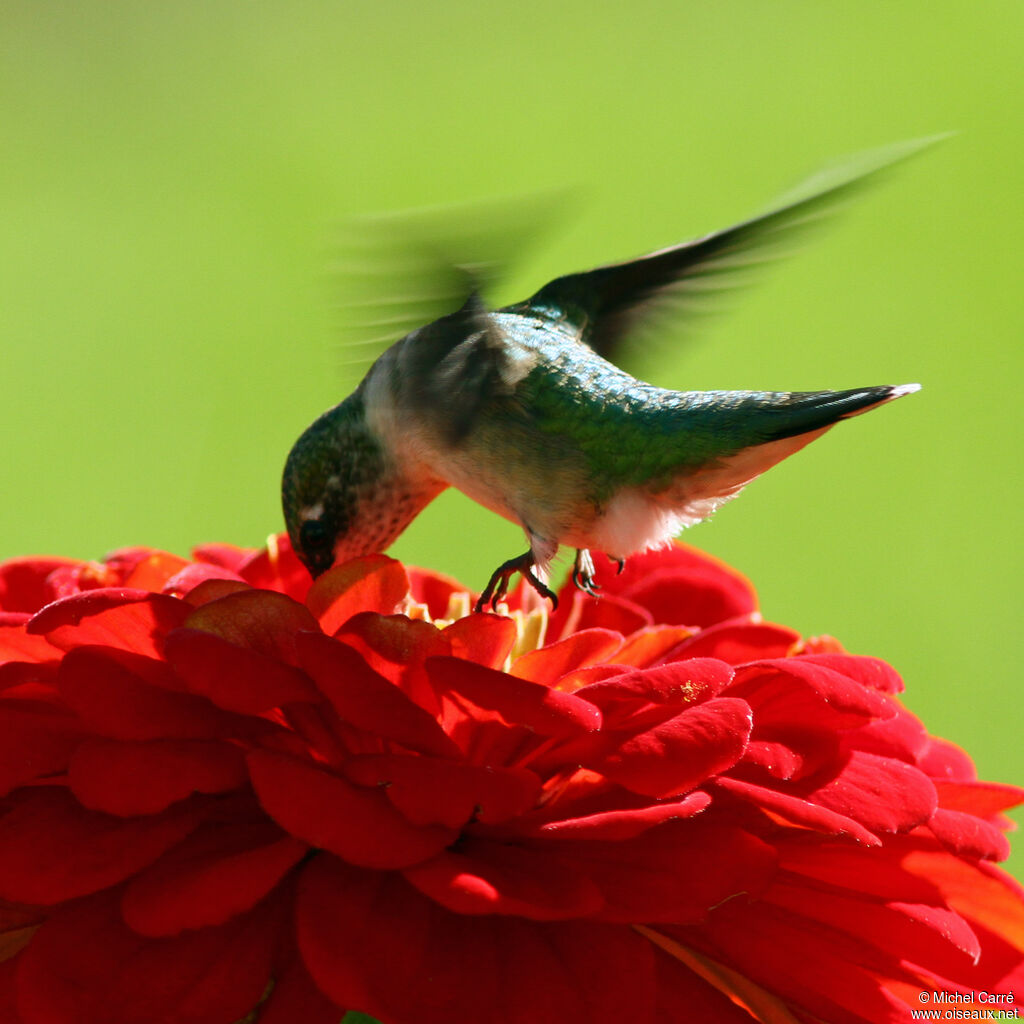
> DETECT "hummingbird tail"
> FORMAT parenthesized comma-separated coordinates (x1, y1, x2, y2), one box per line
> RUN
(629, 381, 923, 547)
(759, 383, 921, 442)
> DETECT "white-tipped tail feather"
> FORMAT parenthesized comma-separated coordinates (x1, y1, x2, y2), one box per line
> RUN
(840, 382, 921, 419)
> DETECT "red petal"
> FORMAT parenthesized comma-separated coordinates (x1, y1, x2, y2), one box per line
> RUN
(918, 736, 978, 781)
(612, 625, 695, 667)
(626, 567, 754, 628)
(690, 897, 927, 1024)
(27, 590, 188, 658)
(577, 659, 735, 717)
(934, 780, 1024, 817)
(0, 557, 80, 614)
(742, 738, 809, 780)
(344, 753, 540, 827)
(713, 776, 881, 845)
(900, 851, 1024, 966)
(0, 898, 47, 935)
(443, 614, 517, 669)
(257, 954, 342, 1024)
(777, 836, 944, 903)
(0, 626, 61, 667)
(0, 662, 58, 700)
(307, 555, 409, 633)
(44, 562, 118, 600)
(237, 532, 313, 603)
(183, 589, 320, 665)
(405, 837, 606, 919)
(797, 751, 937, 834)
(428, 656, 602, 738)
(178, 577, 253, 608)
(164, 628, 320, 712)
(68, 738, 247, 815)
(296, 632, 461, 758)
(553, 663, 629, 693)
(0, 789, 200, 904)
(335, 611, 451, 710)
(652, 944, 789, 1024)
(296, 859, 380, 1014)
(593, 697, 752, 798)
(121, 552, 191, 592)
(493, 919, 658, 1024)
(191, 542, 252, 573)
(925, 807, 1010, 861)
(511, 628, 624, 685)
(591, 543, 758, 627)
(548, 820, 777, 924)
(731, 659, 897, 732)
(297, 856, 657, 1024)
(16, 888, 278, 1024)
(766, 878, 981, 975)
(100, 548, 172, 583)
(0, 958, 25, 1024)
(846, 707, 930, 764)
(514, 791, 710, 841)
(793, 653, 904, 694)
(669, 619, 800, 664)
(547, 589, 652, 643)
(56, 647, 229, 740)
(248, 749, 457, 868)
(0, 704, 85, 796)
(577, 592, 654, 635)
(121, 823, 307, 936)
(406, 565, 467, 619)
(159, 563, 247, 599)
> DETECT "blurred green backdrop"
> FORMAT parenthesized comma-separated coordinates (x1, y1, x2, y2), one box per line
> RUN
(3, 3, 1022, 871)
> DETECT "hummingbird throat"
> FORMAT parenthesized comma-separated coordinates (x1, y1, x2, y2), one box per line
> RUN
(332, 473, 446, 563)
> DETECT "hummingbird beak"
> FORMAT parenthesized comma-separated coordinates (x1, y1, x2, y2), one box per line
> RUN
(304, 549, 336, 579)
(291, 511, 339, 580)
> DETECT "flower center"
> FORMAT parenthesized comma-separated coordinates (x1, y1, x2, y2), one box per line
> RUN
(403, 591, 550, 666)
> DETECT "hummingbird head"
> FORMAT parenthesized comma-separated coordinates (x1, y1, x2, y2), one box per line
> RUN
(282, 388, 443, 579)
(282, 391, 388, 578)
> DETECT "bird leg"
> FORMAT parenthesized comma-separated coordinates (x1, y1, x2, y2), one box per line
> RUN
(572, 548, 601, 597)
(476, 551, 558, 613)
(608, 554, 625, 575)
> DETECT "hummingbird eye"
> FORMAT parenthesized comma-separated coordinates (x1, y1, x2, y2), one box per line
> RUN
(299, 518, 331, 552)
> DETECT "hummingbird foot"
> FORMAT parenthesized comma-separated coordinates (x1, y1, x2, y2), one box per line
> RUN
(571, 548, 601, 597)
(608, 555, 625, 575)
(476, 552, 558, 613)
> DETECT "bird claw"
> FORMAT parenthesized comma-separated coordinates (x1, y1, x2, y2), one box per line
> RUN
(571, 567, 600, 597)
(571, 549, 601, 597)
(569, 550, 626, 597)
(476, 552, 558, 613)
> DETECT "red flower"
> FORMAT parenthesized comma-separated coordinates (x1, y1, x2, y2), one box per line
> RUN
(0, 537, 1022, 1023)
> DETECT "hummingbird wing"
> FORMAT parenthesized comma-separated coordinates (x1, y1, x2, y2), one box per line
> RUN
(396, 292, 518, 445)
(333, 190, 570, 381)
(509, 136, 945, 366)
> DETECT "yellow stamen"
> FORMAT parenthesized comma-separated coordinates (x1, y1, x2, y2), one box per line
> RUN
(265, 533, 280, 574)
(400, 589, 550, 668)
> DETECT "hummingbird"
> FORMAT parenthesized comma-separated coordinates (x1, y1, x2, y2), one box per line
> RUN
(282, 141, 929, 612)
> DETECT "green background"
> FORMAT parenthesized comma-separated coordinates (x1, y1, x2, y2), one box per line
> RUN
(3, 2, 1022, 872)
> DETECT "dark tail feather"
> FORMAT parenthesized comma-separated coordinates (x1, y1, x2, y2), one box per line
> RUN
(653, 382, 920, 511)
(761, 383, 921, 442)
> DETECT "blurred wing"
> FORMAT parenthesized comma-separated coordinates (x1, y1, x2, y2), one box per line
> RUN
(399, 293, 514, 444)
(332, 189, 571, 379)
(510, 135, 948, 365)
